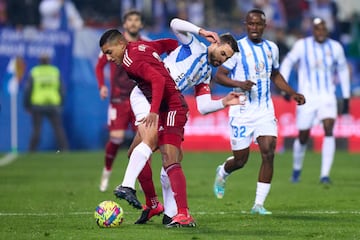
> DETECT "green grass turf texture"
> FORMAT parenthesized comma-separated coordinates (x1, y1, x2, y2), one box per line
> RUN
(0, 150, 359, 240)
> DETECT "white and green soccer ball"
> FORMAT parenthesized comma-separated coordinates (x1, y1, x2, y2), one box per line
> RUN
(94, 200, 124, 227)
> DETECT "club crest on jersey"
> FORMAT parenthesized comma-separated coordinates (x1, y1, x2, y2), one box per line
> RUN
(138, 44, 147, 52)
(255, 61, 265, 73)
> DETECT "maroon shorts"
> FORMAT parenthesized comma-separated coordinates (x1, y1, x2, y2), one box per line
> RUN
(158, 109, 188, 148)
(107, 100, 135, 131)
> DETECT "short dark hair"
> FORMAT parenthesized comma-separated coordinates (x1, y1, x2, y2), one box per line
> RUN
(122, 9, 143, 23)
(219, 33, 239, 53)
(247, 9, 266, 20)
(99, 29, 124, 47)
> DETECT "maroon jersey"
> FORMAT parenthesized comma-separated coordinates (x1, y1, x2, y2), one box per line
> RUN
(96, 52, 135, 103)
(122, 39, 187, 114)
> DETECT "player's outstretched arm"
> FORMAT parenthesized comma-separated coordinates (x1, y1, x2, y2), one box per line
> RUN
(194, 83, 244, 115)
(271, 70, 305, 105)
(222, 92, 246, 106)
(170, 18, 220, 44)
(215, 66, 255, 90)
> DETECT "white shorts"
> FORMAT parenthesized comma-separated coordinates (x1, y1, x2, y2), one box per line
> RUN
(130, 86, 150, 126)
(229, 115, 278, 151)
(296, 95, 337, 130)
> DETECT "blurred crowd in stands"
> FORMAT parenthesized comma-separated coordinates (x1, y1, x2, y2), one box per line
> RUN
(0, 0, 359, 57)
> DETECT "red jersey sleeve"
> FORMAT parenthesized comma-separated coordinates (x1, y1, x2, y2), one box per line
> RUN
(95, 52, 108, 88)
(194, 83, 211, 96)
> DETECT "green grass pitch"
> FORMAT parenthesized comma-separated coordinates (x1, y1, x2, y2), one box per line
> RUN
(0, 150, 359, 240)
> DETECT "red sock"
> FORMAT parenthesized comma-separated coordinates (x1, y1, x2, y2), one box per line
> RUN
(138, 159, 159, 208)
(165, 163, 189, 216)
(104, 141, 120, 170)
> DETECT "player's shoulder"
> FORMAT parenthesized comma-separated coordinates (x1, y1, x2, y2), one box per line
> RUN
(127, 41, 154, 56)
(327, 38, 343, 49)
(264, 39, 278, 48)
(262, 39, 279, 53)
(237, 36, 247, 45)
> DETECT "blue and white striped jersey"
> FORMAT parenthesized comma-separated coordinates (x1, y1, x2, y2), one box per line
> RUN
(163, 35, 212, 92)
(280, 36, 350, 99)
(222, 37, 279, 118)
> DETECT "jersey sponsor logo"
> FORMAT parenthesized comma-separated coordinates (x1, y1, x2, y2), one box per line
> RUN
(174, 73, 185, 83)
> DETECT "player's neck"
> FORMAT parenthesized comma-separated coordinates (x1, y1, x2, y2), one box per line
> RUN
(124, 32, 141, 42)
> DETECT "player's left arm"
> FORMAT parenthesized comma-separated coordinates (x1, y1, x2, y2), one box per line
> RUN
(134, 62, 166, 115)
(335, 43, 351, 114)
(170, 18, 220, 45)
(271, 42, 305, 105)
(194, 83, 243, 115)
(271, 69, 305, 105)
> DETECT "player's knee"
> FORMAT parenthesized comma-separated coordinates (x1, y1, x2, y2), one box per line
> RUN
(109, 136, 124, 145)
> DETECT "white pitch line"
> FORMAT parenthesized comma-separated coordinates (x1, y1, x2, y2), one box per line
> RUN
(0, 210, 359, 217)
(0, 153, 18, 167)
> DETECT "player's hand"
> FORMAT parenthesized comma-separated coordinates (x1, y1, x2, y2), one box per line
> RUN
(222, 92, 246, 106)
(238, 80, 256, 91)
(291, 93, 306, 105)
(99, 86, 108, 99)
(143, 112, 159, 128)
(199, 29, 220, 43)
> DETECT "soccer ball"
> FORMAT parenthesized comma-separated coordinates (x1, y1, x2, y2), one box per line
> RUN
(94, 200, 124, 227)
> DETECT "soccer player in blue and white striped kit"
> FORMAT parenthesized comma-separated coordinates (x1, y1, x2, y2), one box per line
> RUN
(213, 9, 305, 215)
(280, 17, 351, 184)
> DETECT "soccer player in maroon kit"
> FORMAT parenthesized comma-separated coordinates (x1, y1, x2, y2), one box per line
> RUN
(95, 10, 146, 192)
(99, 29, 196, 227)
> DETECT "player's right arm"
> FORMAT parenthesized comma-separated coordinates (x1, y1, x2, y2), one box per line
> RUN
(279, 39, 303, 81)
(95, 52, 109, 99)
(194, 83, 243, 115)
(170, 18, 220, 45)
(215, 65, 255, 91)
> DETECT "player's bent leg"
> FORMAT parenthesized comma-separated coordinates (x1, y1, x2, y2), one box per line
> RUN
(127, 131, 142, 158)
(100, 131, 124, 192)
(100, 167, 112, 192)
(161, 144, 195, 228)
(213, 156, 232, 199)
(114, 123, 157, 209)
(320, 119, 335, 184)
(213, 148, 249, 199)
(135, 161, 164, 224)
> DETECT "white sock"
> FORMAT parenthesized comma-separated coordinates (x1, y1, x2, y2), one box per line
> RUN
(320, 136, 335, 178)
(121, 142, 152, 189)
(160, 167, 177, 218)
(254, 182, 271, 206)
(293, 139, 307, 170)
(218, 156, 233, 178)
